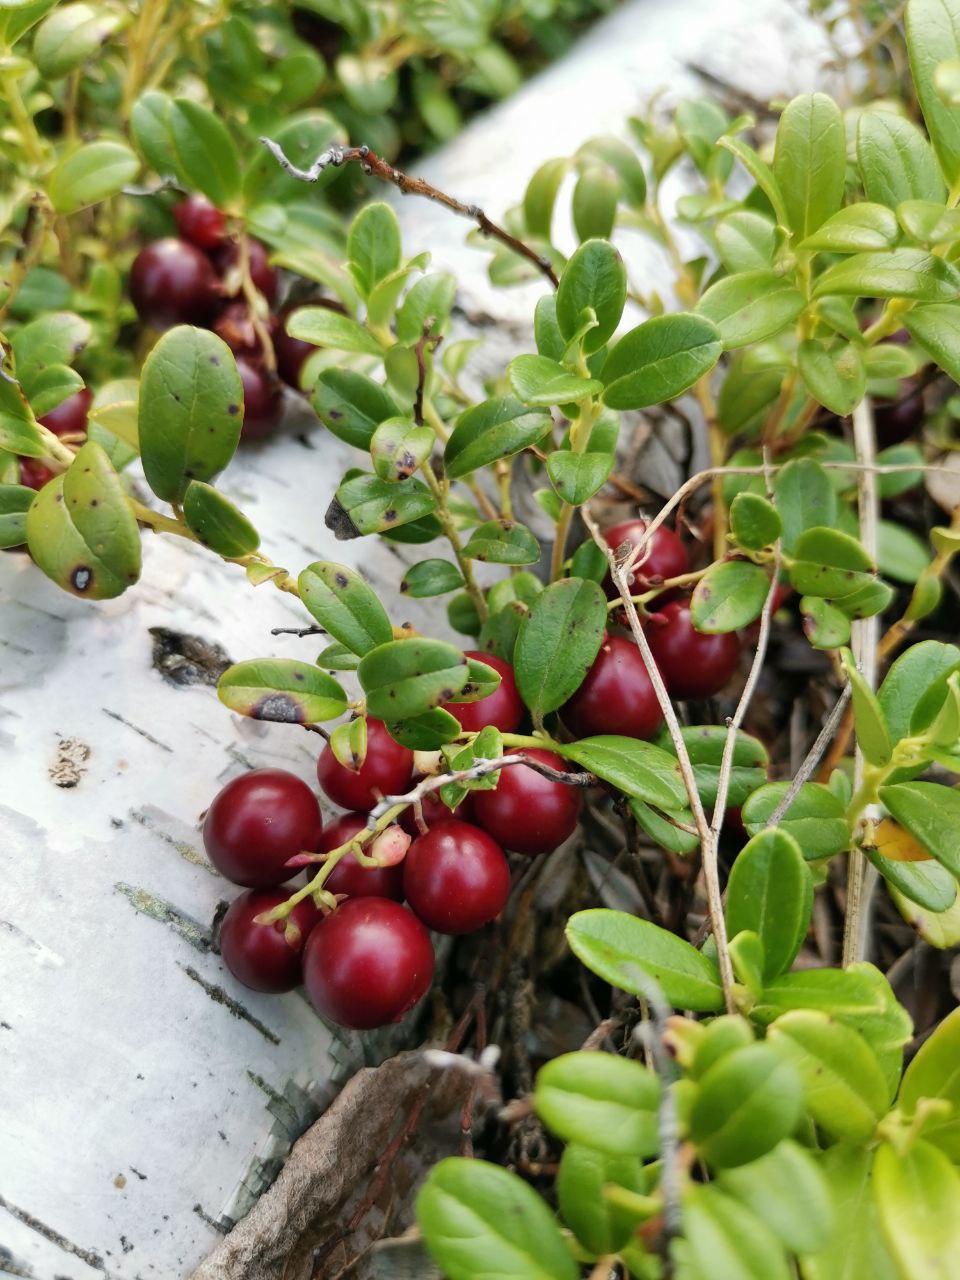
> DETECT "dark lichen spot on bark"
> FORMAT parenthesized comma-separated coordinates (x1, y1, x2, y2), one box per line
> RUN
(150, 626, 232, 688)
(251, 693, 305, 723)
(325, 497, 360, 540)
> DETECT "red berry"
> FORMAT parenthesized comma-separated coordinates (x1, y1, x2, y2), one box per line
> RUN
(213, 301, 266, 357)
(473, 748, 581, 855)
(875, 388, 924, 447)
(19, 458, 54, 490)
(274, 315, 315, 390)
(203, 768, 323, 887)
(219, 888, 320, 993)
(303, 897, 434, 1030)
(602, 519, 689, 601)
(39, 387, 92, 438)
(403, 820, 510, 934)
(173, 195, 228, 250)
(237, 356, 283, 441)
(562, 634, 663, 740)
(317, 718, 413, 810)
(217, 238, 278, 304)
(442, 649, 524, 734)
(316, 811, 404, 901)
(646, 601, 741, 700)
(130, 238, 219, 327)
(398, 784, 471, 836)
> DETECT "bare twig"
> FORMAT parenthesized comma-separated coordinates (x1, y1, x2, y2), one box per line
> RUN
(270, 624, 325, 638)
(260, 139, 559, 287)
(768, 688, 851, 826)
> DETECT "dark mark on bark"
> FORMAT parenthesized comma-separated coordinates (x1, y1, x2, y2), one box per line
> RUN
(102, 709, 173, 753)
(180, 965, 281, 1045)
(192, 1204, 229, 1235)
(324, 497, 360, 540)
(149, 627, 232, 688)
(0, 1195, 106, 1271)
(116, 883, 212, 951)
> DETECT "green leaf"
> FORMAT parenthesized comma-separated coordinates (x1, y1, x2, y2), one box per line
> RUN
(717, 358, 785, 434)
(181, 481, 259, 556)
(877, 520, 931, 584)
(358, 637, 469, 721)
(715, 210, 777, 272)
(396, 272, 457, 344)
(873, 1140, 960, 1280)
(316, 642, 360, 672)
(681, 1185, 791, 1280)
(535, 1052, 660, 1156)
(370, 418, 434, 481)
(907, 0, 960, 183)
(601, 313, 722, 409)
(10, 312, 92, 385)
(691, 1043, 804, 1168)
(507, 354, 602, 407)
(329, 473, 436, 537)
(47, 140, 139, 214)
(899, 1007, 960, 1159)
(878, 640, 960, 740)
(773, 93, 846, 240)
(631, 799, 699, 855)
(131, 89, 176, 176)
(768, 1010, 889, 1140)
(366, 260, 428, 331)
(387, 706, 462, 751)
(523, 157, 569, 239)
(730, 493, 781, 550)
(138, 326, 242, 503)
(217, 659, 346, 724)
(773, 458, 837, 554)
(798, 202, 901, 252)
(696, 270, 805, 349)
(803, 1147, 898, 1280)
(0, 484, 34, 548)
(577, 135, 647, 207)
(719, 134, 790, 227)
(857, 109, 946, 209)
(870, 849, 958, 913)
(655, 725, 768, 808)
(798, 340, 866, 416)
(904, 303, 960, 382)
(444, 397, 552, 479)
(812, 248, 960, 301)
(0, 376, 47, 456)
(690, 560, 771, 632)
(561, 735, 688, 809)
(298, 561, 393, 656)
(789, 526, 876, 599)
(891, 885, 960, 947)
(0, 0, 59, 46)
(833, 577, 895, 620)
(556, 1146, 647, 1255)
(346, 202, 402, 298)
(514, 577, 606, 717)
(287, 308, 384, 356)
(572, 167, 619, 241)
(400, 559, 464, 598)
(726, 829, 812, 979)
(169, 99, 241, 209)
(20, 364, 82, 419)
(566, 909, 725, 1012)
(463, 519, 540, 565)
(897, 197, 960, 243)
(800, 597, 852, 649)
(878, 781, 960, 876)
(840, 647, 892, 765)
(741, 781, 849, 860)
(311, 369, 399, 450)
(416, 1158, 578, 1280)
(717, 1141, 833, 1255)
(555, 238, 627, 354)
(546, 449, 614, 505)
(25, 441, 141, 599)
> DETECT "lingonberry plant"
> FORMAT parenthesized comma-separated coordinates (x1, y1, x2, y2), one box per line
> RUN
(6, 0, 960, 1272)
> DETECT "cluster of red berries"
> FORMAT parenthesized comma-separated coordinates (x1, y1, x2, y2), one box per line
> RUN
(204, 652, 582, 1030)
(19, 386, 94, 490)
(128, 195, 315, 440)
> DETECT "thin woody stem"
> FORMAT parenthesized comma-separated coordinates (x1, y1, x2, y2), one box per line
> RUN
(260, 139, 559, 288)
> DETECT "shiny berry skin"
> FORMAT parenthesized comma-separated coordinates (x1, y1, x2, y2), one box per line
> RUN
(874, 388, 925, 447)
(203, 768, 323, 887)
(646, 601, 741, 700)
(237, 357, 283, 441)
(398, 785, 471, 837)
(403, 820, 510, 934)
(217, 238, 278, 304)
(602, 519, 689, 600)
(173, 195, 227, 250)
(562, 634, 663, 740)
(39, 387, 92, 438)
(219, 888, 320, 993)
(473, 748, 582, 855)
(275, 316, 315, 390)
(317, 811, 404, 902)
(214, 301, 268, 357)
(19, 458, 55, 490)
(303, 897, 434, 1030)
(317, 718, 414, 810)
(442, 650, 524, 733)
(129, 238, 219, 327)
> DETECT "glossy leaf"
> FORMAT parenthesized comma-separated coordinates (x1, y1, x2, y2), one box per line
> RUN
(715, 210, 777, 272)
(873, 1140, 960, 1280)
(0, 484, 33, 548)
(523, 157, 569, 240)
(572, 166, 618, 241)
(299, 561, 393, 656)
(726, 829, 812, 979)
(690, 560, 771, 632)
(696, 270, 805, 348)
(773, 92, 846, 239)
(601, 313, 722, 409)
(773, 459, 837, 554)
(400, 559, 464, 598)
(556, 1146, 646, 1255)
(463, 519, 540, 565)
(907, 0, 960, 182)
(655, 725, 768, 808)
(312, 369, 399, 450)
(47, 140, 139, 214)
(546, 448, 614, 506)
(789, 526, 876, 599)
(741, 781, 849, 860)
(169, 99, 241, 208)
(217, 659, 346, 724)
(287, 308, 384, 356)
(346, 202, 401, 297)
(840, 647, 892, 765)
(10, 311, 91, 379)
(555, 238, 627, 353)
(801, 597, 852, 649)
(812, 248, 960, 301)
(802, 1146, 898, 1280)
(358, 637, 469, 721)
(869, 848, 958, 913)
(798, 340, 866, 416)
(370, 418, 433, 481)
(691, 1043, 804, 1168)
(799, 202, 900, 252)
(900, 1006, 960, 1159)
(182, 481, 259, 556)
(729, 493, 781, 550)
(719, 134, 790, 226)
(328, 473, 436, 538)
(878, 781, 960, 876)
(535, 1052, 660, 1156)
(905, 303, 960, 382)
(681, 1185, 791, 1280)
(444, 397, 551, 479)
(877, 520, 931, 584)
(514, 577, 606, 717)
(387, 707, 462, 751)
(561, 735, 688, 809)
(508, 355, 602, 407)
(717, 1141, 833, 1255)
(857, 109, 946, 208)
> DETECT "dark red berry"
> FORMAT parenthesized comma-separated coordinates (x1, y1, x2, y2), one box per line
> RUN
(602, 519, 689, 601)
(398, 785, 471, 837)
(129, 238, 219, 327)
(562, 634, 663, 740)
(39, 387, 92, 439)
(219, 888, 320, 993)
(316, 811, 404, 901)
(214, 301, 268, 357)
(646, 601, 741, 700)
(317, 718, 414, 810)
(217, 238, 278, 304)
(442, 649, 524, 733)
(403, 820, 510, 935)
(303, 897, 434, 1029)
(274, 315, 315, 390)
(19, 458, 54, 490)
(236, 356, 283, 441)
(173, 195, 227, 250)
(473, 748, 582, 855)
(874, 388, 925, 447)
(203, 768, 323, 887)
